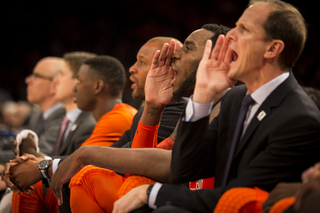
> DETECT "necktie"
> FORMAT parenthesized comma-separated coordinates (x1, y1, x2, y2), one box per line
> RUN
(221, 94, 255, 187)
(54, 116, 70, 155)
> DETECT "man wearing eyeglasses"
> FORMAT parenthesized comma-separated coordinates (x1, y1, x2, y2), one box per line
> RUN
(24, 57, 66, 156)
(0, 57, 66, 165)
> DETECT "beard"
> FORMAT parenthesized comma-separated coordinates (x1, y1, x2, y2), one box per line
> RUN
(172, 65, 197, 100)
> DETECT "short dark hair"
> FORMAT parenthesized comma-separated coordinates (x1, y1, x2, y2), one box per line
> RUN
(63, 52, 97, 78)
(201, 24, 231, 47)
(249, 0, 307, 70)
(84, 56, 126, 97)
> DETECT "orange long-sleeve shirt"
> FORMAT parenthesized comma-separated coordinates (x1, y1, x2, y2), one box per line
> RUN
(81, 103, 137, 147)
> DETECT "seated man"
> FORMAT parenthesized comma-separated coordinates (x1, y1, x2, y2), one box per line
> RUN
(0, 56, 66, 164)
(47, 23, 231, 213)
(3, 26, 230, 212)
(2, 36, 184, 212)
(4, 55, 138, 213)
(8, 51, 97, 213)
(112, 1, 320, 212)
(18, 51, 97, 158)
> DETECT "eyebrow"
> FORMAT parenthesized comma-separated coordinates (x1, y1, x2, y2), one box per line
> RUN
(184, 40, 196, 46)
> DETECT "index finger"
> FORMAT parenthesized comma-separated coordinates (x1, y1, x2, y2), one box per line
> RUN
(165, 39, 176, 66)
(210, 35, 225, 60)
(158, 43, 169, 67)
(201, 39, 213, 61)
(217, 36, 230, 62)
(150, 50, 161, 70)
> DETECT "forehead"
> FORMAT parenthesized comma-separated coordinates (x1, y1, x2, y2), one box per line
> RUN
(78, 64, 90, 77)
(34, 60, 52, 75)
(184, 29, 214, 47)
(237, 3, 273, 30)
(137, 42, 159, 59)
(60, 61, 72, 74)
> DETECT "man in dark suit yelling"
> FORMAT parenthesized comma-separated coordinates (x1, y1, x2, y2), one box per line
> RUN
(112, 0, 320, 212)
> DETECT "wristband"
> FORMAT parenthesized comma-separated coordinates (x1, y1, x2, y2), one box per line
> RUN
(146, 184, 155, 197)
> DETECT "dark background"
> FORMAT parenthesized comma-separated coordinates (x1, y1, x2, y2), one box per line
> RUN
(1, 0, 319, 109)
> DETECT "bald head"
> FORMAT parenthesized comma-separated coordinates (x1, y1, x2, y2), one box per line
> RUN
(129, 36, 182, 100)
(38, 57, 64, 77)
(25, 57, 64, 111)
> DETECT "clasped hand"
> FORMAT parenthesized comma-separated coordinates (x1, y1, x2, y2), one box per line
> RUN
(1, 154, 43, 195)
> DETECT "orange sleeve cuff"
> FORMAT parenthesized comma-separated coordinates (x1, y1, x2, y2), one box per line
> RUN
(156, 137, 175, 150)
(131, 122, 159, 148)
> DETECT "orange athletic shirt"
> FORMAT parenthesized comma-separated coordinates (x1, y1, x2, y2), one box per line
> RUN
(131, 121, 159, 148)
(81, 103, 137, 147)
(11, 103, 137, 213)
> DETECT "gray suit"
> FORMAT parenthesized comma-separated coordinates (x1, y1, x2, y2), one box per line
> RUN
(57, 111, 96, 156)
(27, 106, 44, 136)
(36, 106, 66, 156)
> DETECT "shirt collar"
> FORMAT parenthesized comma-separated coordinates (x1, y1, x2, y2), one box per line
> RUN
(251, 72, 289, 105)
(66, 108, 82, 124)
(43, 103, 64, 120)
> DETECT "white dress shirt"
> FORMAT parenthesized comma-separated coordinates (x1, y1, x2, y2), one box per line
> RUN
(51, 108, 82, 173)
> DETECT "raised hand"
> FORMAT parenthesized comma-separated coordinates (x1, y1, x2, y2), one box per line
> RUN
(193, 35, 236, 104)
(145, 39, 177, 106)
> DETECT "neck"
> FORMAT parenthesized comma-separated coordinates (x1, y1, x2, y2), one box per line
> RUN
(38, 98, 58, 112)
(243, 65, 286, 94)
(92, 98, 122, 121)
(62, 100, 78, 112)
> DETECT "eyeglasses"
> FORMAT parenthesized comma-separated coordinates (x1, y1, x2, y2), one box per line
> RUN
(28, 73, 54, 81)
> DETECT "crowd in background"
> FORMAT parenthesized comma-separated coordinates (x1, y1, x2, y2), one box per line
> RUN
(0, 1, 319, 212)
(1, 0, 319, 110)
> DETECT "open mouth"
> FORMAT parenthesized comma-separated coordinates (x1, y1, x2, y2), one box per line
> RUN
(130, 76, 137, 88)
(231, 50, 238, 63)
(170, 66, 178, 84)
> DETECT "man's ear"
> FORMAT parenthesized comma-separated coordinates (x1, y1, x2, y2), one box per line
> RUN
(94, 80, 105, 95)
(264, 40, 285, 59)
(49, 81, 57, 96)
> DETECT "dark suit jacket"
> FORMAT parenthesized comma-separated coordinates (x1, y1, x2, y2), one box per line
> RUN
(154, 73, 320, 212)
(57, 111, 96, 156)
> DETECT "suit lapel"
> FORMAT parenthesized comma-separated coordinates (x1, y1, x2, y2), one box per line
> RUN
(234, 73, 298, 158)
(57, 112, 83, 155)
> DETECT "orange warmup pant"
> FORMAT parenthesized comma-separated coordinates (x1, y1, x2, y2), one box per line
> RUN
(11, 181, 58, 213)
(69, 165, 125, 213)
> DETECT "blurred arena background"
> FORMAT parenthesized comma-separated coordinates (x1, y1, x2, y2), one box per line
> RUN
(1, 0, 318, 109)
